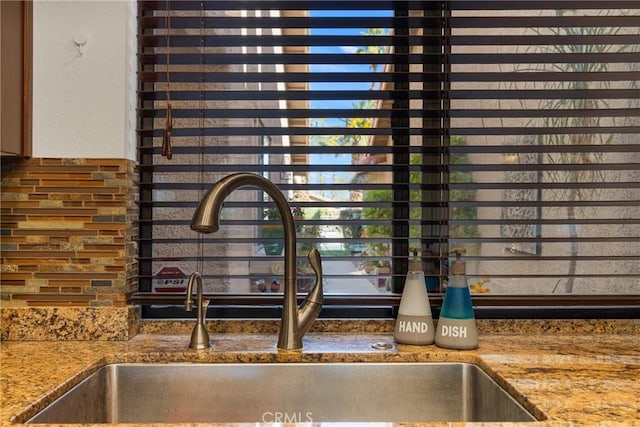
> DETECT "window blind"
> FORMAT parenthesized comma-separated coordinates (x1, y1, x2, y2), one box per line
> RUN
(137, 0, 640, 308)
(445, 1, 640, 295)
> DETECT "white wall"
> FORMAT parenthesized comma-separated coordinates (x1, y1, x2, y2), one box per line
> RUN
(32, 0, 136, 160)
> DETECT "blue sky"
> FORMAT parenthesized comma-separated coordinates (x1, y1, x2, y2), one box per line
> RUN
(310, 9, 390, 112)
(307, 9, 391, 198)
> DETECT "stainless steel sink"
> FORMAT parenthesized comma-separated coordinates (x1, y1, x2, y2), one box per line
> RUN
(27, 362, 538, 423)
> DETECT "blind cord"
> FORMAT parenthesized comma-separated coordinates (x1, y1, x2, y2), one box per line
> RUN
(197, 1, 206, 275)
(161, 0, 173, 160)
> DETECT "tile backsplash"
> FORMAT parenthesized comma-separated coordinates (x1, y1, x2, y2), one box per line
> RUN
(1, 157, 137, 307)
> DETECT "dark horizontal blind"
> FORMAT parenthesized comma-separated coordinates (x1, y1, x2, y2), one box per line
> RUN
(445, 1, 640, 294)
(137, 0, 640, 301)
(137, 0, 434, 297)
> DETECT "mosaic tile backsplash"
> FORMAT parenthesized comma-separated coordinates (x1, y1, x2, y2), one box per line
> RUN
(1, 158, 137, 307)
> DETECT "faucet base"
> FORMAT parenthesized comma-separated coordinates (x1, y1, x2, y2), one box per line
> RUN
(189, 324, 211, 350)
(277, 332, 303, 350)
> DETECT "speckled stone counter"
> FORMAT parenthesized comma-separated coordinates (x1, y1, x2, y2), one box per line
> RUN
(1, 322, 639, 426)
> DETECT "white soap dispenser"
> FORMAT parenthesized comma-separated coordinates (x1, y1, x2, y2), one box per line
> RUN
(435, 249, 479, 349)
(394, 249, 435, 345)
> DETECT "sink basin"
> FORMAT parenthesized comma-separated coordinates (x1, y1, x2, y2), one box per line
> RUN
(27, 362, 538, 423)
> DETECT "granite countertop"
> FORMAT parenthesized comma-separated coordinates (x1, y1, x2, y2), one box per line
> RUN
(1, 322, 639, 426)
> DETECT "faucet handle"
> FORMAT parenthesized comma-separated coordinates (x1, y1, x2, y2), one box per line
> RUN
(295, 247, 324, 340)
(186, 296, 209, 312)
(307, 247, 322, 294)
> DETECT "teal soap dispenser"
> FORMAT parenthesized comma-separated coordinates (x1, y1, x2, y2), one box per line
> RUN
(435, 249, 478, 349)
(394, 249, 435, 345)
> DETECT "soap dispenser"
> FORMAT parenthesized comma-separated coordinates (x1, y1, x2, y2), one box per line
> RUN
(394, 249, 435, 345)
(435, 249, 478, 349)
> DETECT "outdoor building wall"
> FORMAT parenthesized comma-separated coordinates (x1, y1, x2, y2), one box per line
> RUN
(449, 9, 640, 293)
(148, 9, 292, 293)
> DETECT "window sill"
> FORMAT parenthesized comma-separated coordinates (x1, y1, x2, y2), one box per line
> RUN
(131, 293, 640, 319)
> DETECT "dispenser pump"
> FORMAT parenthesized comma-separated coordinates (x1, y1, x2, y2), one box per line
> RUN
(434, 249, 479, 349)
(408, 251, 422, 272)
(450, 249, 466, 275)
(394, 249, 435, 345)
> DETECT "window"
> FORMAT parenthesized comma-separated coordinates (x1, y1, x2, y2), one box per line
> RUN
(136, 1, 640, 316)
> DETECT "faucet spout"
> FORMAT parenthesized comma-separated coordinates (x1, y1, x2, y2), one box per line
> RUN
(191, 173, 323, 350)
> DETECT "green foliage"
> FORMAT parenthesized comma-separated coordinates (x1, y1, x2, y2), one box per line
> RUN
(356, 28, 386, 73)
(362, 136, 479, 253)
(316, 100, 376, 150)
(449, 136, 480, 239)
(361, 187, 393, 256)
